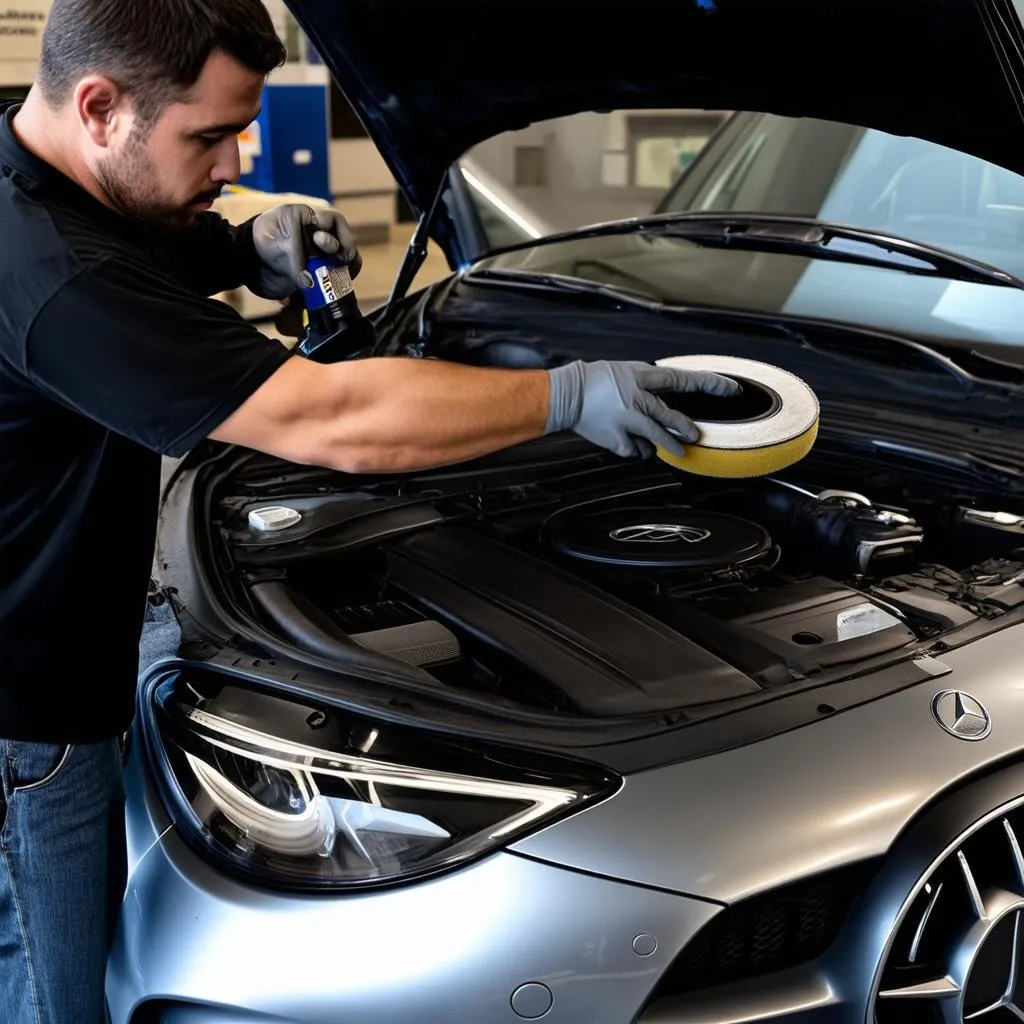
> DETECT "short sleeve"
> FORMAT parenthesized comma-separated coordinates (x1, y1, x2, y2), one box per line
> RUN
(156, 213, 263, 297)
(23, 254, 293, 458)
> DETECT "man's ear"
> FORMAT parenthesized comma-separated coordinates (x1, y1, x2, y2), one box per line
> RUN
(73, 75, 126, 148)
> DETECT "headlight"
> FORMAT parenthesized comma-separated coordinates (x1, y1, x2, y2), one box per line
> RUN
(144, 667, 618, 891)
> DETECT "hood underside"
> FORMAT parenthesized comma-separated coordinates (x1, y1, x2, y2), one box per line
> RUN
(286, 0, 1024, 215)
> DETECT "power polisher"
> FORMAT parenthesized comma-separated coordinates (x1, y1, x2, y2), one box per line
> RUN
(295, 250, 376, 362)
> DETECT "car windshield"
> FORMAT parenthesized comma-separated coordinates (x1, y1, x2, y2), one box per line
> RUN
(657, 112, 1024, 279)
(456, 110, 1024, 352)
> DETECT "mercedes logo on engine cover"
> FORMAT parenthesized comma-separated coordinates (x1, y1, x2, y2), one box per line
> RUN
(931, 690, 991, 741)
(609, 523, 712, 544)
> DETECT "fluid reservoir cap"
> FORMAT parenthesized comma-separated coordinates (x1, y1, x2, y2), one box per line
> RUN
(248, 505, 303, 533)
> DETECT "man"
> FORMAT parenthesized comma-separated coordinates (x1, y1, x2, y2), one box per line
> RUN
(0, 1, 736, 1021)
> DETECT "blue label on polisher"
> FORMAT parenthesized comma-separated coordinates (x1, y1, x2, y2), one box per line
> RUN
(301, 255, 354, 311)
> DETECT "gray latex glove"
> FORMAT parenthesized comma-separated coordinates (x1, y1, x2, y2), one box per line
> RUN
(546, 360, 740, 458)
(250, 203, 362, 300)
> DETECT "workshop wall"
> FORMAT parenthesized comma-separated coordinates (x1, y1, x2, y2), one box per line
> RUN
(261, 0, 400, 244)
(0, 0, 47, 91)
(468, 108, 730, 234)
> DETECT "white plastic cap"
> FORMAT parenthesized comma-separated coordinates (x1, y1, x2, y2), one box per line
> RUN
(248, 505, 303, 533)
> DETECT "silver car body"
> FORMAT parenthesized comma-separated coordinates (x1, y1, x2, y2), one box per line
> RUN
(109, 621, 1024, 1023)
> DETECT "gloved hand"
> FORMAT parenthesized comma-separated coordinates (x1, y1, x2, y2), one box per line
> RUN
(251, 203, 362, 299)
(546, 360, 739, 458)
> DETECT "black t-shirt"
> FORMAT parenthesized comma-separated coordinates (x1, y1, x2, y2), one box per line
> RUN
(0, 102, 293, 742)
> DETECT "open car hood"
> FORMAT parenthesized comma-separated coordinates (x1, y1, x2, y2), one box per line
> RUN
(286, 0, 1024, 217)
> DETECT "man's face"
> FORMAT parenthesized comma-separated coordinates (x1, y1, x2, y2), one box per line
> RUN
(95, 48, 263, 227)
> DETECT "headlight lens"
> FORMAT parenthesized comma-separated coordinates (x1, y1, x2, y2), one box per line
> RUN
(145, 668, 617, 890)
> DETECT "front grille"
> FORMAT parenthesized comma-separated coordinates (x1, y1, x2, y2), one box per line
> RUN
(648, 860, 879, 1001)
(873, 799, 1024, 1024)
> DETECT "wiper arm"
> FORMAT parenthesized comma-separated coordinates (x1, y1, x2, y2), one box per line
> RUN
(644, 213, 1024, 291)
(465, 266, 661, 306)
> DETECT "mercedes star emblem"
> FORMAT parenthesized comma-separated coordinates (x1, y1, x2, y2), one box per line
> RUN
(608, 523, 712, 544)
(961, 908, 1024, 1020)
(931, 689, 992, 741)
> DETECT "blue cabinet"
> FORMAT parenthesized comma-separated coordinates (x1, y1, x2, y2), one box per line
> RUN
(239, 83, 331, 201)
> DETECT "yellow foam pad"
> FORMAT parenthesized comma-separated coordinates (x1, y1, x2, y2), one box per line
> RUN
(653, 355, 820, 479)
(656, 419, 819, 478)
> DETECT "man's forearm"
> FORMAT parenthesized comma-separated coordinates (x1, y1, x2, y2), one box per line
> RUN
(310, 358, 551, 472)
(212, 356, 552, 474)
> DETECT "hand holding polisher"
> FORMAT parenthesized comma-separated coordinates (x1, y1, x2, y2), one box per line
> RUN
(249, 203, 374, 358)
(296, 245, 377, 362)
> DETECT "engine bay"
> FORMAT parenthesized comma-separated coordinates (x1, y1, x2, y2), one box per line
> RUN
(207, 440, 1024, 719)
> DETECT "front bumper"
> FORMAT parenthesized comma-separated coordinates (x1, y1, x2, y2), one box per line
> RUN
(107, 747, 720, 1024)
(112, 623, 1024, 1023)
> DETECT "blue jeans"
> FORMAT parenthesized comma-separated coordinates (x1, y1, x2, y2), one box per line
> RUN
(0, 739, 126, 1024)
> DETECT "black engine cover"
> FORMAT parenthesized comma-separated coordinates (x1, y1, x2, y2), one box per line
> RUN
(547, 507, 773, 571)
(387, 524, 760, 716)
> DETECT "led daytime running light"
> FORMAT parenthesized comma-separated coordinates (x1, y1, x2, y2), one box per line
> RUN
(181, 705, 580, 839)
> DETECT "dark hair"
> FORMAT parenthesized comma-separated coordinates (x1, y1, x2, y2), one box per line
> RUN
(37, 0, 287, 122)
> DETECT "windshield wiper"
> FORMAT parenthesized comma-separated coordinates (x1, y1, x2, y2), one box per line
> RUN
(643, 213, 1024, 291)
(465, 266, 655, 304)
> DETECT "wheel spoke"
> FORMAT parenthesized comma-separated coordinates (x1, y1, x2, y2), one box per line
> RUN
(878, 975, 961, 999)
(1007, 910, 1022, 997)
(960, 850, 987, 919)
(1005, 819, 1024, 893)
(965, 1000, 1003, 1019)
(910, 881, 944, 963)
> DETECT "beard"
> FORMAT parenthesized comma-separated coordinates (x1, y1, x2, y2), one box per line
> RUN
(95, 130, 223, 228)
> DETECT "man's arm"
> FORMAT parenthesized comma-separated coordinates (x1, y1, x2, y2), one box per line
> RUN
(210, 356, 551, 473)
(209, 355, 740, 473)
(21, 255, 738, 470)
